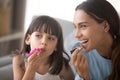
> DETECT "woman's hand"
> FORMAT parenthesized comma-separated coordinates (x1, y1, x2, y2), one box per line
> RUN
(71, 48, 90, 80)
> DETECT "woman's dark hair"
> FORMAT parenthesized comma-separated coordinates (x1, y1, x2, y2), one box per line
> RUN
(75, 0, 120, 79)
(21, 15, 70, 74)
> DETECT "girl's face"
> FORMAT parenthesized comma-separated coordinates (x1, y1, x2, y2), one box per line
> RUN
(25, 30, 58, 57)
(73, 10, 110, 52)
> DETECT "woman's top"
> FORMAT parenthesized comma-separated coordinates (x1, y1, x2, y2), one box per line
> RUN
(34, 72, 63, 80)
(75, 50, 112, 80)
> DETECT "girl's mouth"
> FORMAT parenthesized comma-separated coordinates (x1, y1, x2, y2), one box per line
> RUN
(40, 48, 45, 52)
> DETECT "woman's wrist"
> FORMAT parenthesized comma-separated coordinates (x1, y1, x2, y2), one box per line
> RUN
(78, 74, 90, 80)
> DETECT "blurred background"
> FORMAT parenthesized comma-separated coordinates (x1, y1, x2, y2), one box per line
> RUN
(0, 0, 120, 80)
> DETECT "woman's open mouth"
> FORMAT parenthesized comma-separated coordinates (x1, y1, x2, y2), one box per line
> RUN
(80, 40, 88, 45)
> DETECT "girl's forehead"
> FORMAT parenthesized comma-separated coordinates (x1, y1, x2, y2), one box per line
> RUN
(30, 23, 60, 37)
(35, 25, 57, 36)
(36, 26, 52, 33)
(33, 31, 56, 36)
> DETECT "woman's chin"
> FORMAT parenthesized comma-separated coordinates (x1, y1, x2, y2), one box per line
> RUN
(83, 47, 93, 53)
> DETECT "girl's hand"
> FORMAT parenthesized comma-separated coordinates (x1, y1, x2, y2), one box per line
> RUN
(22, 50, 42, 80)
(71, 48, 90, 80)
(27, 49, 42, 71)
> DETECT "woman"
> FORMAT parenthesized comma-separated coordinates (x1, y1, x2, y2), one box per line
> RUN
(71, 0, 120, 80)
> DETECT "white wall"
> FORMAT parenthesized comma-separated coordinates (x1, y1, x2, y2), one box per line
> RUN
(56, 18, 74, 39)
(108, 0, 120, 14)
(24, 0, 85, 31)
(24, 0, 120, 32)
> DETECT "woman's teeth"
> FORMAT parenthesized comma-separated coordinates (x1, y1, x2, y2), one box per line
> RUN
(80, 40, 88, 44)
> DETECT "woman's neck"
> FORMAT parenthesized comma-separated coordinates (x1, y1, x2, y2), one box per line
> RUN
(97, 34, 113, 59)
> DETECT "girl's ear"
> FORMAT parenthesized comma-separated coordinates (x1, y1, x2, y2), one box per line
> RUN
(25, 34, 31, 45)
(103, 20, 110, 32)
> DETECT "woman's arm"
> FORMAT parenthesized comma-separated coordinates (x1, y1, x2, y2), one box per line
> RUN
(71, 48, 90, 80)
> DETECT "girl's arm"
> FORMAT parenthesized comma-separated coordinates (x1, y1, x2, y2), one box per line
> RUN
(22, 51, 43, 80)
(22, 65, 36, 80)
(60, 63, 75, 80)
(13, 50, 43, 80)
(13, 55, 36, 80)
(13, 55, 25, 80)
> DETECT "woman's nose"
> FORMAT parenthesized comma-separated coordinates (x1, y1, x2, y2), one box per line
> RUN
(74, 29, 82, 39)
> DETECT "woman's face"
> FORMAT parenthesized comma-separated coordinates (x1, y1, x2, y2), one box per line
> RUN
(73, 10, 109, 52)
(25, 30, 58, 58)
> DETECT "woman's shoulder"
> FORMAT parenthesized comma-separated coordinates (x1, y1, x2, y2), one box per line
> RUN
(87, 50, 111, 62)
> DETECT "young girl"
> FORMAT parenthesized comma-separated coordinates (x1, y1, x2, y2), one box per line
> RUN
(13, 15, 74, 80)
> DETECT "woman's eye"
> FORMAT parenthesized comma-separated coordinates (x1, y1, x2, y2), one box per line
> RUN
(80, 24, 87, 29)
(81, 24, 87, 27)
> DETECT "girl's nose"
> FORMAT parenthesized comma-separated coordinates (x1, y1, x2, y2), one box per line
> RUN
(41, 38, 47, 46)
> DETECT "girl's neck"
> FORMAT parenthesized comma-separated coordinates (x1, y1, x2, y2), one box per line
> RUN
(39, 57, 50, 65)
(37, 57, 51, 74)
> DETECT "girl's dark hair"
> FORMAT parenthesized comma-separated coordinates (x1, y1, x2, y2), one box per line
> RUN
(75, 0, 120, 79)
(21, 15, 70, 74)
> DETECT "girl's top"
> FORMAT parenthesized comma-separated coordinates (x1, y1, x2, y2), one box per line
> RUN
(24, 56, 64, 80)
(35, 72, 64, 80)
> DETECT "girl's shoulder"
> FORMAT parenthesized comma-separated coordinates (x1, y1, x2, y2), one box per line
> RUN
(59, 62, 75, 80)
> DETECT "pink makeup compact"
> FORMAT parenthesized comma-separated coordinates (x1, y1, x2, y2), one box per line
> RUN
(28, 48, 41, 57)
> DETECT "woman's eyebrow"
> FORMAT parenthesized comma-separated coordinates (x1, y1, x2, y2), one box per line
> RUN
(73, 22, 87, 28)
(78, 22, 88, 26)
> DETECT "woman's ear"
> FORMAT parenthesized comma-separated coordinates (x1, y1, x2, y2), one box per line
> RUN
(103, 20, 110, 32)
(54, 48, 57, 51)
(25, 34, 31, 45)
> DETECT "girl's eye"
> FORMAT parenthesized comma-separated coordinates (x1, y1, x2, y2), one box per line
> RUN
(48, 36, 56, 41)
(35, 34, 42, 38)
